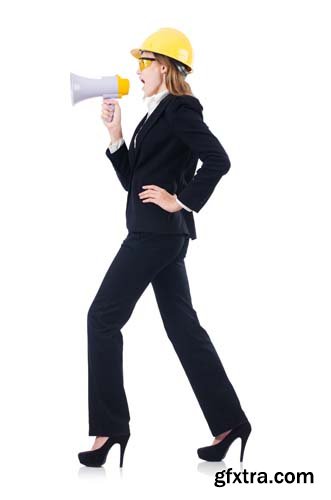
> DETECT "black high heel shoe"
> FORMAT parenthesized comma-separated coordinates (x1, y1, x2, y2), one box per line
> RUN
(78, 434, 130, 467)
(197, 420, 251, 462)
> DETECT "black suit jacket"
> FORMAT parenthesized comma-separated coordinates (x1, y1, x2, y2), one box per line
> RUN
(105, 93, 231, 240)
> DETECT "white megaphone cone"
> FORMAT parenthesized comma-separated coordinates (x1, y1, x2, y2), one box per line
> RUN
(70, 72, 130, 119)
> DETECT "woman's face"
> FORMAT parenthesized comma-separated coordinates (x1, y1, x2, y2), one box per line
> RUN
(136, 51, 168, 97)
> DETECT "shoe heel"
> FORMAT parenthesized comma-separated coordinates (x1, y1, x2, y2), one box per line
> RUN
(240, 426, 251, 462)
(119, 434, 130, 468)
(197, 420, 252, 463)
(78, 433, 130, 468)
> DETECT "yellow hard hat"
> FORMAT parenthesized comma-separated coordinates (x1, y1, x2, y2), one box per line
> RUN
(130, 27, 193, 74)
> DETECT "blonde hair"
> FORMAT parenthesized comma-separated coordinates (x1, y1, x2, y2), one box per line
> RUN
(153, 52, 194, 96)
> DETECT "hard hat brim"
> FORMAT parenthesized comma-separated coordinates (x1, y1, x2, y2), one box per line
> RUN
(130, 46, 193, 73)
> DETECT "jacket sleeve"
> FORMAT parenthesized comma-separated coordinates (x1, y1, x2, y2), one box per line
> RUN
(167, 96, 231, 213)
(105, 141, 131, 192)
(108, 137, 125, 154)
(174, 194, 193, 212)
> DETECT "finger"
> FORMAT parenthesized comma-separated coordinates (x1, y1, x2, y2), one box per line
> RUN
(101, 113, 113, 123)
(139, 192, 153, 199)
(139, 189, 157, 196)
(142, 185, 158, 190)
(102, 109, 114, 118)
(142, 198, 155, 203)
(102, 103, 116, 112)
(102, 110, 113, 118)
(102, 106, 114, 115)
(140, 192, 157, 199)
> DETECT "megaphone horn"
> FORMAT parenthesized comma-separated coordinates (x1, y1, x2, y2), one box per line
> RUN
(70, 73, 130, 105)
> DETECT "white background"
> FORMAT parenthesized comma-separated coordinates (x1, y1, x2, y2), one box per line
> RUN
(1, 0, 330, 497)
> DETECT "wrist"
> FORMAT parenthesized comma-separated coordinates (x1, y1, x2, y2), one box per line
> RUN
(173, 196, 182, 211)
(109, 130, 123, 143)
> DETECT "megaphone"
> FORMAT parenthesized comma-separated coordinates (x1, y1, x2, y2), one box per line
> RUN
(70, 72, 130, 120)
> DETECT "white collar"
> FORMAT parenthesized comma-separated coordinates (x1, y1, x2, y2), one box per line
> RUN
(143, 89, 170, 115)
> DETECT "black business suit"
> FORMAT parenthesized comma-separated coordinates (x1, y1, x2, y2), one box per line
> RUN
(105, 92, 232, 239)
(87, 92, 248, 437)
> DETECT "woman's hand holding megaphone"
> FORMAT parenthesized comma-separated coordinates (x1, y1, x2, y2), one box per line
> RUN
(101, 98, 123, 142)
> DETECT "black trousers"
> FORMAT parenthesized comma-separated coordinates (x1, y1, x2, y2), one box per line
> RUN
(87, 231, 248, 437)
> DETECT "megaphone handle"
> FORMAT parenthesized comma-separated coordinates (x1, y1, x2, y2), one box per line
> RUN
(109, 103, 115, 122)
(103, 96, 115, 122)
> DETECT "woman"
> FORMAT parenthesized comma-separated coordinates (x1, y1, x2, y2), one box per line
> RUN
(78, 27, 251, 468)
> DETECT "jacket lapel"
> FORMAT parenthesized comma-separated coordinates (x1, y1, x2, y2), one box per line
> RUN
(129, 93, 173, 166)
